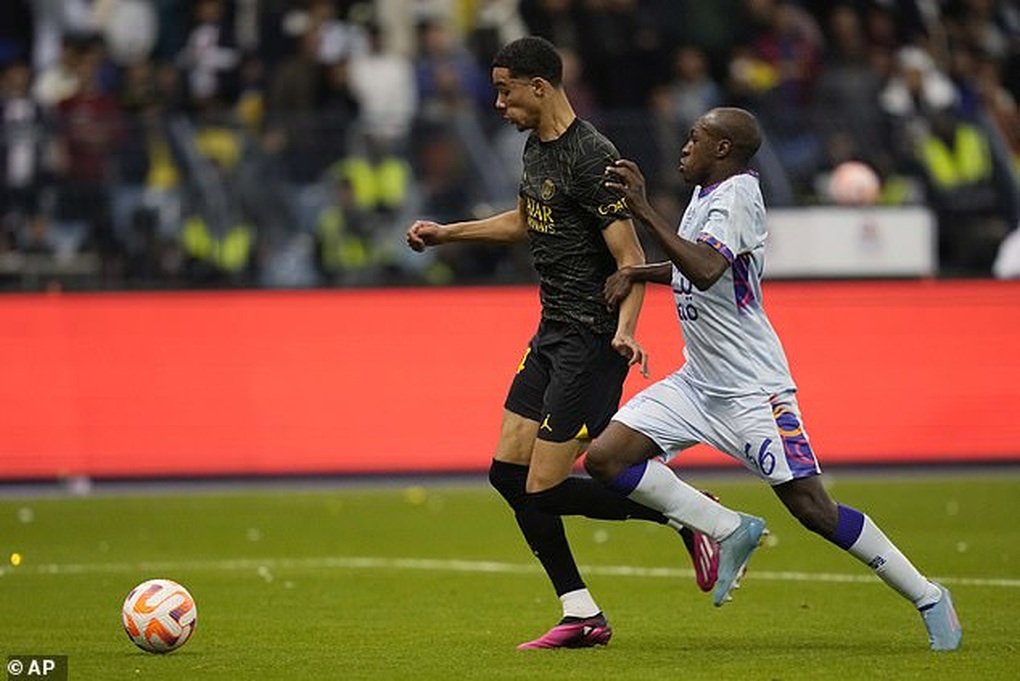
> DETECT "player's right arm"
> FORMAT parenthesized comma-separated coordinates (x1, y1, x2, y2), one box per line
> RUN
(604, 262, 671, 310)
(406, 200, 527, 251)
(605, 159, 728, 290)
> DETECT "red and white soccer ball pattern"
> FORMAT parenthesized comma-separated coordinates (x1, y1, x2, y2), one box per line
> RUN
(829, 161, 881, 206)
(121, 578, 197, 653)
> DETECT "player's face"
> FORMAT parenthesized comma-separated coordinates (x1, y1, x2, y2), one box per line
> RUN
(492, 67, 540, 131)
(678, 120, 719, 186)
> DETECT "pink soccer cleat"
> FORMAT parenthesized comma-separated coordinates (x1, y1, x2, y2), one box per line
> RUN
(680, 526, 720, 592)
(516, 613, 612, 650)
(678, 490, 722, 592)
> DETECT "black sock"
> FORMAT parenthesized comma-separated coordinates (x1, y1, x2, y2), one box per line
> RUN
(529, 476, 669, 524)
(514, 496, 586, 595)
(489, 459, 585, 596)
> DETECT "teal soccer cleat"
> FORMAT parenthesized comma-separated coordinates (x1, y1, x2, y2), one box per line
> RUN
(920, 582, 962, 651)
(712, 513, 766, 607)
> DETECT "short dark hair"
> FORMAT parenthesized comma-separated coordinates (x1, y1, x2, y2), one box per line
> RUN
(491, 36, 563, 87)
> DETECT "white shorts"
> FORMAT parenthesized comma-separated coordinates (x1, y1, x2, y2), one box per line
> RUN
(613, 372, 822, 485)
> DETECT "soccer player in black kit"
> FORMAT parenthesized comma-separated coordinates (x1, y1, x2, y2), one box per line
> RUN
(407, 36, 719, 650)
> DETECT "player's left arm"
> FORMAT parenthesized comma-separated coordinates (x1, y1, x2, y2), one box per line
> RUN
(603, 219, 649, 377)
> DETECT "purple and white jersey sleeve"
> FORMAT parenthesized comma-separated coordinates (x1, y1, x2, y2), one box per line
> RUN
(670, 173, 796, 396)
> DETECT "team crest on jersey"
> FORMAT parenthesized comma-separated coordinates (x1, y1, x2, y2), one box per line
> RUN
(540, 179, 556, 201)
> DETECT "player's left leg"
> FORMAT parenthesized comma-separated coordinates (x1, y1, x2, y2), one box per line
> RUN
(761, 391, 961, 651)
(773, 476, 961, 650)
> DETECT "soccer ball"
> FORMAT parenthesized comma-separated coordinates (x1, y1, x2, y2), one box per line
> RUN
(829, 161, 881, 206)
(121, 578, 197, 654)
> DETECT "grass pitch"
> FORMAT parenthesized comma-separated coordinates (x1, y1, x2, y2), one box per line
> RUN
(1, 471, 1018, 680)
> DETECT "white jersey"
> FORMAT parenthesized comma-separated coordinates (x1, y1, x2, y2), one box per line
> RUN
(672, 172, 794, 397)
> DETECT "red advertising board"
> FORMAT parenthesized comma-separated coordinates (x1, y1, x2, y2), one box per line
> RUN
(2, 281, 1019, 479)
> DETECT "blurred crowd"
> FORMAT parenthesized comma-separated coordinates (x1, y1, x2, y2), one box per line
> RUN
(0, 0, 1018, 291)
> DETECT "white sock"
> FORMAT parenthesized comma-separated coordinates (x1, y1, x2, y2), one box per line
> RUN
(560, 588, 600, 619)
(626, 459, 741, 541)
(847, 515, 941, 608)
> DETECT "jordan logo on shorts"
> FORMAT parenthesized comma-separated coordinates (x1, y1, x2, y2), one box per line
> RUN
(540, 414, 553, 432)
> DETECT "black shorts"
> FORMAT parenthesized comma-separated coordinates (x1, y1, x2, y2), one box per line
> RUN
(504, 318, 629, 443)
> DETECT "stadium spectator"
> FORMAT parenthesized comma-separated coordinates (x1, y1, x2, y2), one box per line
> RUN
(651, 45, 723, 195)
(0, 60, 54, 251)
(519, 0, 583, 53)
(946, 0, 1015, 64)
(234, 54, 267, 133)
(369, 0, 456, 59)
(406, 36, 720, 650)
(28, 0, 99, 74)
(573, 0, 667, 109)
(415, 130, 474, 225)
(407, 129, 508, 284)
(972, 51, 1020, 176)
(149, 0, 193, 63)
(465, 0, 530, 68)
(328, 147, 412, 217)
(661, 46, 724, 140)
(585, 106, 963, 652)
(175, 98, 256, 285)
(414, 18, 491, 119)
(94, 0, 158, 68)
(270, 10, 327, 117)
(268, 54, 364, 201)
(557, 45, 596, 122)
(347, 22, 418, 154)
(313, 172, 375, 285)
(812, 5, 889, 175)
(111, 60, 184, 266)
(53, 37, 123, 274)
(305, 0, 369, 66)
(313, 57, 361, 164)
(728, 0, 825, 194)
(152, 59, 188, 115)
(177, 0, 240, 104)
(237, 122, 301, 252)
(878, 46, 959, 155)
(32, 35, 83, 110)
(662, 0, 743, 71)
(913, 106, 1011, 275)
(267, 27, 325, 183)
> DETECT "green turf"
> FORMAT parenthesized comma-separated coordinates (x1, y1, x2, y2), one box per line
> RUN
(1, 473, 1018, 680)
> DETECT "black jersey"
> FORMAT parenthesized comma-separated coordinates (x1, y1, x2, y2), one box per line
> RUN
(519, 118, 632, 335)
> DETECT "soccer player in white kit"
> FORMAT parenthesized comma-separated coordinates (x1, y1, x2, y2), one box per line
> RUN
(585, 107, 962, 651)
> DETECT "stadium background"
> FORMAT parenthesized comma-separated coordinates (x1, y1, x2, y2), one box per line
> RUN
(1, 0, 1019, 481)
